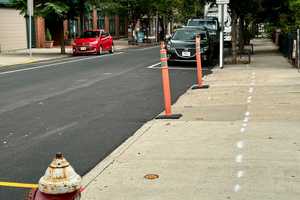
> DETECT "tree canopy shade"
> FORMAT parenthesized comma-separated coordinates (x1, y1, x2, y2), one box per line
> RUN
(11, 0, 73, 53)
(9, 0, 300, 57)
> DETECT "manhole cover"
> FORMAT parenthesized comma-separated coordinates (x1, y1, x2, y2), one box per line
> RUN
(144, 174, 159, 180)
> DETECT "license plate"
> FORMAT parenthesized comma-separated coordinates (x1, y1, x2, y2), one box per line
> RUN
(182, 51, 190, 57)
(80, 47, 87, 51)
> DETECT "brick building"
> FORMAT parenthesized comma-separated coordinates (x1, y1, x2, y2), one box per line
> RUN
(0, 0, 27, 51)
(39, 7, 128, 47)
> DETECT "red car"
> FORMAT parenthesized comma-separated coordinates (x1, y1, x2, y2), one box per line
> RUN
(72, 30, 114, 55)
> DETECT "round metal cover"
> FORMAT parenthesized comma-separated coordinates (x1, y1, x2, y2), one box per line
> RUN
(144, 174, 159, 180)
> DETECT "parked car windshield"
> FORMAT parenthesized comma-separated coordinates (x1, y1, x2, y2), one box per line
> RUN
(187, 20, 217, 30)
(81, 31, 99, 38)
(172, 30, 207, 41)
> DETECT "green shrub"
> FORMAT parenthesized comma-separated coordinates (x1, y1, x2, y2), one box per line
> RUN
(46, 29, 52, 41)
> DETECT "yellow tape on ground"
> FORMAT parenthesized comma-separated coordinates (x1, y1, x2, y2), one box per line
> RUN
(0, 182, 38, 189)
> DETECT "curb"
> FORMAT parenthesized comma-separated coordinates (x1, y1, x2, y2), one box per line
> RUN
(81, 121, 155, 189)
(0, 55, 71, 69)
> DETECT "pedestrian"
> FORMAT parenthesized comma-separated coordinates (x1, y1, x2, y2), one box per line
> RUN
(134, 20, 141, 44)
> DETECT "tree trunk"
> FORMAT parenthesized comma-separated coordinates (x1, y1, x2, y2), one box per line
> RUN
(239, 15, 245, 51)
(60, 20, 66, 54)
(79, 0, 85, 35)
(80, 11, 84, 35)
(231, 10, 238, 64)
(156, 12, 159, 42)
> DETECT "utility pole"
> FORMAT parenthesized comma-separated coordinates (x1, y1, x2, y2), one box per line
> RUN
(297, 28, 300, 70)
(27, 0, 33, 57)
(217, 0, 229, 69)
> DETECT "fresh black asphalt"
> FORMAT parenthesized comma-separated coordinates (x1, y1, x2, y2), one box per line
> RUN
(0, 47, 210, 199)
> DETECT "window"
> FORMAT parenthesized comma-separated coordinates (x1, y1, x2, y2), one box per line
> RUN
(98, 16, 105, 30)
(109, 16, 115, 35)
(81, 31, 100, 38)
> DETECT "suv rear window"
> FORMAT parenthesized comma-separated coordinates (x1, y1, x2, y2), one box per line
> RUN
(187, 20, 217, 30)
(172, 30, 207, 41)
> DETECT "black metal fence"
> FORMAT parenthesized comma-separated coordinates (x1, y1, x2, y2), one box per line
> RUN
(272, 30, 298, 67)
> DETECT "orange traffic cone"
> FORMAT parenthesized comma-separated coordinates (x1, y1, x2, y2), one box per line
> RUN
(192, 34, 209, 90)
(156, 42, 182, 119)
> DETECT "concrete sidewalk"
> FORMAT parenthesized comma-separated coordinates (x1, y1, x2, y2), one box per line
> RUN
(0, 38, 151, 67)
(81, 39, 300, 200)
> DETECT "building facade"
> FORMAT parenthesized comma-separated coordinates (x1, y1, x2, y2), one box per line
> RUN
(0, 0, 27, 52)
(43, 7, 128, 47)
(0, 0, 128, 50)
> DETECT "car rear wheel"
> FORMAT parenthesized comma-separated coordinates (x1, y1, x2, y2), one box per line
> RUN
(109, 44, 115, 54)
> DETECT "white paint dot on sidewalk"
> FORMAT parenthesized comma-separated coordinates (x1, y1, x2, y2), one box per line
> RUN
(234, 184, 241, 192)
(236, 141, 244, 149)
(245, 112, 250, 116)
(242, 123, 248, 127)
(243, 117, 249, 122)
(249, 88, 254, 93)
(240, 127, 246, 133)
(235, 154, 243, 163)
(237, 170, 245, 178)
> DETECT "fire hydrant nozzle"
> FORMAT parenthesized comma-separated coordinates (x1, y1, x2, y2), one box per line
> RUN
(56, 152, 63, 159)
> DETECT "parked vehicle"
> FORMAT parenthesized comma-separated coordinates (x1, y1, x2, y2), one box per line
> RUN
(187, 18, 220, 39)
(72, 30, 114, 56)
(166, 27, 213, 66)
(187, 18, 220, 56)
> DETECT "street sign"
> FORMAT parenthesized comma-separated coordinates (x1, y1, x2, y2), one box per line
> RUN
(216, 0, 229, 4)
(27, 0, 33, 16)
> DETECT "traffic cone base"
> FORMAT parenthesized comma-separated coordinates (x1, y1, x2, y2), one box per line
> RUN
(191, 84, 210, 90)
(156, 113, 182, 119)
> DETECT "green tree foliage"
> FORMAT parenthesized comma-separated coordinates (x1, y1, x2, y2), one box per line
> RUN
(10, 0, 27, 16)
(287, 0, 300, 29)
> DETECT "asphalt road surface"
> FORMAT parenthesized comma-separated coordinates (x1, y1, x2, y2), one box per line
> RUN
(0, 47, 211, 199)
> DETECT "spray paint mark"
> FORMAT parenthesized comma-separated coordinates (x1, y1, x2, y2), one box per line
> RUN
(235, 154, 243, 163)
(237, 141, 244, 149)
(237, 171, 244, 178)
(234, 184, 241, 192)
